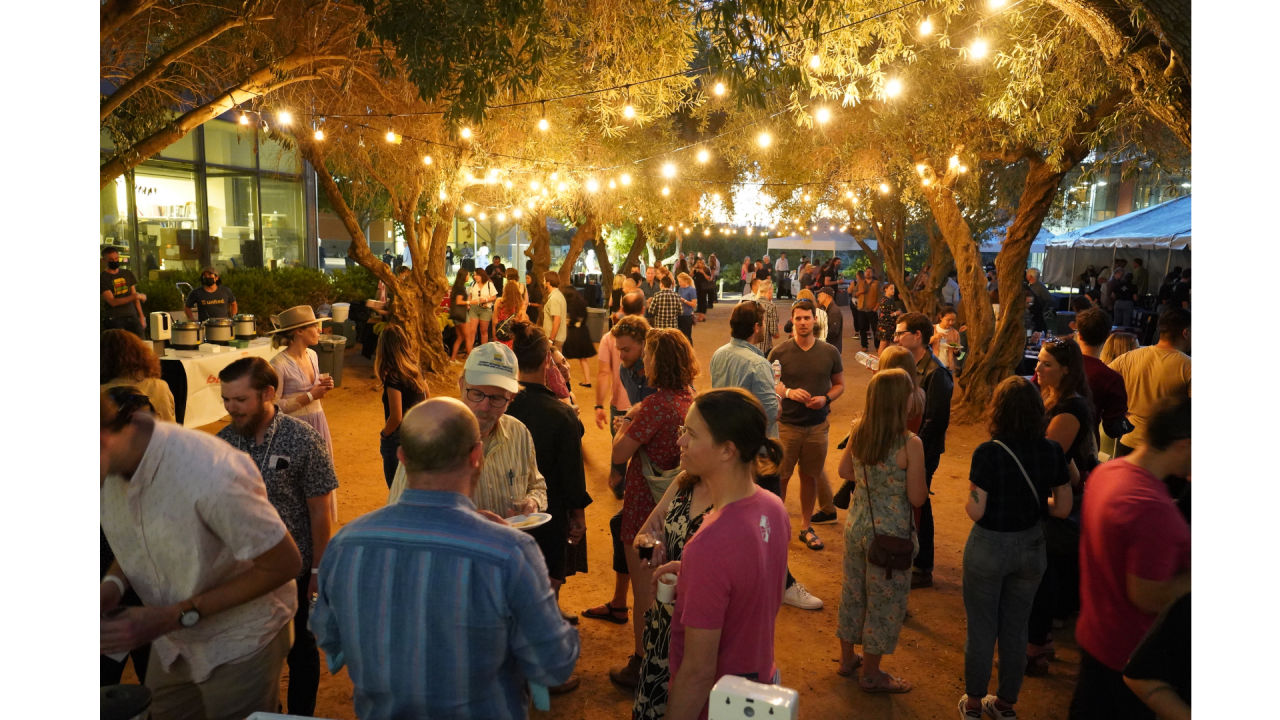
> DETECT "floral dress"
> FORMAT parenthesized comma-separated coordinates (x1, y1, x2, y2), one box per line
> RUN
(633, 482, 710, 720)
(621, 389, 694, 544)
(837, 435, 918, 655)
(876, 295, 906, 341)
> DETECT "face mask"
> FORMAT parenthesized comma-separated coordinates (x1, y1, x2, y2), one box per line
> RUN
(107, 261, 121, 270)
(201, 276, 216, 287)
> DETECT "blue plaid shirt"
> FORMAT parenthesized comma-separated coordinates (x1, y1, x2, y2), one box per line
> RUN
(312, 489, 579, 720)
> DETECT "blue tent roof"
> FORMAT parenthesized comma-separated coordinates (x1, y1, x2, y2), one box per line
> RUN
(1046, 194, 1191, 250)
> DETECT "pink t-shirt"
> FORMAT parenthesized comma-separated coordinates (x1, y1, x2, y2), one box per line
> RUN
(596, 331, 630, 411)
(670, 489, 790, 718)
(1075, 458, 1191, 671)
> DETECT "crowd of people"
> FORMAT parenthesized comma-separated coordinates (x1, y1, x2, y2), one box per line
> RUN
(100, 251, 1191, 720)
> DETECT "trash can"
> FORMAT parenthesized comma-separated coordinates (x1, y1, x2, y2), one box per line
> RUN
(101, 685, 152, 720)
(315, 335, 347, 387)
(587, 307, 608, 343)
(329, 320, 358, 347)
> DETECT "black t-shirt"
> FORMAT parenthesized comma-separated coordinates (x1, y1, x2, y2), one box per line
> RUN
(820, 267, 839, 288)
(1170, 280, 1190, 306)
(824, 302, 844, 353)
(184, 284, 236, 320)
(527, 279, 544, 306)
(1048, 395, 1096, 477)
(382, 378, 427, 422)
(1112, 281, 1137, 303)
(969, 436, 1070, 532)
(486, 264, 506, 295)
(1123, 593, 1190, 705)
(101, 269, 139, 319)
(755, 268, 771, 281)
(768, 339, 844, 426)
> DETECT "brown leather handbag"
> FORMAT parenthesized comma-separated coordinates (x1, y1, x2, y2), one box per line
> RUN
(863, 464, 915, 578)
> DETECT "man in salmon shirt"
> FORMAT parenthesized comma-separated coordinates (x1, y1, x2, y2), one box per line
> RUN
(1070, 394, 1191, 719)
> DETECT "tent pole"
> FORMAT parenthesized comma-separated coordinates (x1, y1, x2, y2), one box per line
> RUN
(1069, 247, 1078, 294)
(1164, 247, 1172, 280)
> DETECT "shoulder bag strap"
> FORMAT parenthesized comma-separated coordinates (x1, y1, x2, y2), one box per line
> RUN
(992, 439, 1039, 506)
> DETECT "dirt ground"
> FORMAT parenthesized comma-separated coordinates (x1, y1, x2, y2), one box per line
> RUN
(179, 300, 1080, 719)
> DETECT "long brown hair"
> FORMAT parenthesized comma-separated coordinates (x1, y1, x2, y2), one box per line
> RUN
(987, 376, 1047, 444)
(374, 324, 428, 396)
(1040, 338, 1091, 411)
(644, 327, 698, 391)
(101, 329, 160, 383)
(848, 369, 913, 465)
(500, 281, 523, 314)
(876, 345, 919, 389)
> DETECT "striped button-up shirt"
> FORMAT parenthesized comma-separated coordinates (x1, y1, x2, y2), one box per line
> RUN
(648, 288, 683, 329)
(312, 489, 580, 720)
(755, 297, 780, 354)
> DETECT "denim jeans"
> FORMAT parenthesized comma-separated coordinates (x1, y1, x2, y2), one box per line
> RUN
(1112, 300, 1135, 327)
(379, 429, 401, 488)
(963, 523, 1048, 704)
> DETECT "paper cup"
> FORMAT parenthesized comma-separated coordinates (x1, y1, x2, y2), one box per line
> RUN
(656, 573, 678, 604)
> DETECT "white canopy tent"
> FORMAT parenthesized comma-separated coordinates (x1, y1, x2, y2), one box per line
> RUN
(767, 229, 876, 256)
(1041, 194, 1191, 287)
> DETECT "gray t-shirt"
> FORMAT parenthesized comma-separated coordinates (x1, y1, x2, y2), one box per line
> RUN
(768, 338, 843, 426)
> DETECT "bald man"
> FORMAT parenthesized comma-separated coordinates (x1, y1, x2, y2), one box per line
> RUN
(313, 398, 580, 719)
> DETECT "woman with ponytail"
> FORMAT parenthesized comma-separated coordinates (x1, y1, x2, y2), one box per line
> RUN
(835, 369, 928, 694)
(655, 388, 791, 720)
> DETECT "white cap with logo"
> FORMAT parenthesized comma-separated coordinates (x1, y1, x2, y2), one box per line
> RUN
(463, 342, 520, 393)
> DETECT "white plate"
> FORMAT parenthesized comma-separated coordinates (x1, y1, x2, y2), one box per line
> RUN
(507, 512, 552, 531)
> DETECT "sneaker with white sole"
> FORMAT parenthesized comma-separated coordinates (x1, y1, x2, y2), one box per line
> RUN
(957, 696, 984, 719)
(783, 582, 824, 610)
(981, 695, 1018, 719)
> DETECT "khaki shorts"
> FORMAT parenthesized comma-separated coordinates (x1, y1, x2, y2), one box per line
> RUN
(778, 420, 830, 480)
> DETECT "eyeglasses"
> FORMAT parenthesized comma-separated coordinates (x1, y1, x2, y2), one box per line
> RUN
(893, 330, 915, 338)
(464, 388, 510, 408)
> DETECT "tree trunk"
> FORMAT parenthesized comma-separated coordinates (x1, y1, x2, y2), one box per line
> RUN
(558, 211, 598, 285)
(525, 209, 552, 281)
(619, 225, 648, 278)
(589, 233, 615, 304)
(101, 0, 160, 41)
(1046, 0, 1190, 148)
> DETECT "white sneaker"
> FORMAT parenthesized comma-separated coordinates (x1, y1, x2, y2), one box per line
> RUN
(783, 582, 824, 610)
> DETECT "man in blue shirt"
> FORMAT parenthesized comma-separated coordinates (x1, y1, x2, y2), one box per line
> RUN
(312, 397, 579, 720)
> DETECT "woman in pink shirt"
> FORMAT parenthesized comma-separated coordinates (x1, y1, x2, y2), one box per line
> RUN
(655, 388, 791, 720)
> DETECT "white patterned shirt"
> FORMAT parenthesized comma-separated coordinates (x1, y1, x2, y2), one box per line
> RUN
(101, 422, 296, 682)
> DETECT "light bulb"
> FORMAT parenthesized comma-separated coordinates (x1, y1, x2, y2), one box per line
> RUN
(989, 0, 1006, 7)
(504, 179, 513, 188)
(697, 149, 710, 163)
(541, 187, 548, 196)
(685, 228, 691, 235)
(846, 190, 854, 199)
(815, 107, 831, 124)
(662, 163, 676, 178)
(620, 173, 632, 185)
(758, 131, 772, 148)
(803, 194, 811, 202)
(530, 180, 540, 190)
(704, 229, 710, 236)
(513, 208, 523, 219)
(488, 168, 499, 179)
(920, 17, 933, 35)
(885, 78, 903, 98)
(423, 155, 433, 165)
(879, 183, 890, 194)
(497, 213, 506, 222)
(557, 182, 566, 192)
(609, 179, 617, 189)
(950, 155, 960, 168)
(386, 130, 397, 143)
(623, 104, 635, 118)
(439, 188, 447, 200)
(239, 114, 249, 125)
(478, 212, 487, 220)
(550, 171, 558, 180)
(460, 127, 473, 139)
(959, 165, 968, 173)
(314, 129, 324, 141)
(970, 39, 989, 59)
(586, 179, 600, 192)
(638, 216, 643, 222)
(463, 203, 473, 214)
(662, 186, 670, 196)
(714, 82, 726, 96)
(810, 54, 821, 69)
(528, 198, 537, 208)
(538, 117, 549, 131)
(668, 225, 674, 231)
(916, 163, 926, 174)
(277, 110, 292, 125)
(922, 178, 932, 186)
(464, 172, 474, 182)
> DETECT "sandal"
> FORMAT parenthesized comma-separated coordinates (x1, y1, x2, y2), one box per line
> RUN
(860, 671, 912, 694)
(836, 653, 863, 677)
(582, 601, 629, 624)
(799, 528, 825, 551)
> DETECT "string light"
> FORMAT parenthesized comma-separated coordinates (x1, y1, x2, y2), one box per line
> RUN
(527, 198, 537, 208)
(989, 0, 1006, 7)
(460, 127, 473, 139)
(815, 107, 831, 124)
(809, 54, 821, 69)
(959, 164, 969, 173)
(846, 191, 855, 200)
(922, 177, 932, 186)
(478, 212, 487, 220)
(504, 179, 513, 188)
(513, 208, 523, 219)
(439, 187, 447, 200)
(704, 228, 710, 236)
(277, 110, 292, 125)
(697, 149, 710, 163)
(620, 173, 632, 186)
(623, 103, 635, 118)
(713, 82, 726, 96)
(949, 155, 960, 168)
(662, 186, 671, 196)
(530, 180, 540, 191)
(586, 178, 600, 192)
(608, 179, 617, 189)
(803, 194, 811, 202)
(497, 212, 506, 222)
(662, 163, 677, 178)
(313, 129, 324, 141)
(758, 131, 772, 148)
(550, 171, 559, 181)
(920, 17, 933, 35)
(385, 130, 397, 143)
(463, 203, 474, 214)
(879, 183, 890, 194)
(885, 78, 903, 98)
(557, 182, 567, 192)
(239, 113, 249, 125)
(970, 39, 990, 59)
(668, 225, 674, 231)
(916, 163, 926, 174)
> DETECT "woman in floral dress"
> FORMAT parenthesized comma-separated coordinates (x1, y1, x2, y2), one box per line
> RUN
(875, 282, 907, 355)
(608, 328, 699, 687)
(631, 472, 713, 720)
(835, 368, 928, 693)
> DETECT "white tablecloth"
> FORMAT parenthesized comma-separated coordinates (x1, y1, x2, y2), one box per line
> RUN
(161, 339, 280, 427)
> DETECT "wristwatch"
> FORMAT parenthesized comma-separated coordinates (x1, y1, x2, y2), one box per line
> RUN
(594, 405, 604, 410)
(178, 599, 201, 628)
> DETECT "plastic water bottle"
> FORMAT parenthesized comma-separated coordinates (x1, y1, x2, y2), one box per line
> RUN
(855, 351, 879, 371)
(772, 359, 782, 383)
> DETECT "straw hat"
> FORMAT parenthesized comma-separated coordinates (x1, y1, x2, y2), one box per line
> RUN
(268, 305, 329, 334)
